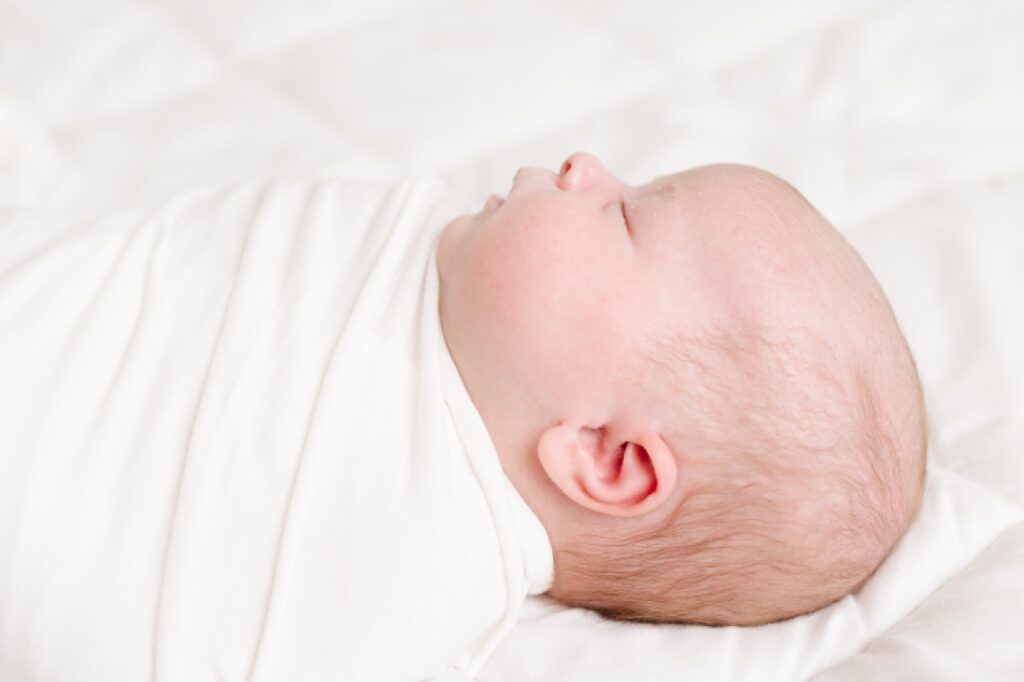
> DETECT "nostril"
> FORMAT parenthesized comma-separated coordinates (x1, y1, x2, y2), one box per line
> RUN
(560, 160, 572, 176)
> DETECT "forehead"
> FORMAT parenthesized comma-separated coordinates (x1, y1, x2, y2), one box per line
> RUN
(630, 170, 711, 258)
(629, 165, 817, 331)
(625, 173, 736, 335)
(634, 163, 814, 246)
(630, 167, 752, 231)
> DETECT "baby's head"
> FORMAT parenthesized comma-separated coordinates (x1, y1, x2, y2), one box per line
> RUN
(437, 153, 927, 625)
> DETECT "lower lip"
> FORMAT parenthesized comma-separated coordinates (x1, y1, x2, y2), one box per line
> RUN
(485, 195, 504, 211)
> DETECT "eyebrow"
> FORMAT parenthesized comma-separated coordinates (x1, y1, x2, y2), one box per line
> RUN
(646, 174, 684, 198)
(631, 176, 687, 249)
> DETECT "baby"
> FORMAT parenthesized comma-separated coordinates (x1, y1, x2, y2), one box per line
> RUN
(438, 152, 927, 626)
(0, 152, 926, 681)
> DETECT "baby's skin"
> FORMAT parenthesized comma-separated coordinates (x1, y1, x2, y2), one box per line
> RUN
(436, 153, 926, 625)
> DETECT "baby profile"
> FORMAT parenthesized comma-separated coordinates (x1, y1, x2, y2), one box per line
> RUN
(437, 152, 927, 625)
(0, 150, 929, 680)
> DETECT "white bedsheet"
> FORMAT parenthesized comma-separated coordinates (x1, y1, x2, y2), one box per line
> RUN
(2, 0, 1022, 679)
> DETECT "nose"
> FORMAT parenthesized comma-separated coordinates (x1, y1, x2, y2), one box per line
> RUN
(557, 152, 622, 196)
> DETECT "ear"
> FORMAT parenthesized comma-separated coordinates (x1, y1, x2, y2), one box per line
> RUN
(537, 422, 678, 517)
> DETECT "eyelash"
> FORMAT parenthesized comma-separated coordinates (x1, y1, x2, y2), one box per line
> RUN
(620, 201, 631, 237)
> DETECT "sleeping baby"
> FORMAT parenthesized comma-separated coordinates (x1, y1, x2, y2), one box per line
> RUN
(0, 152, 925, 681)
(439, 152, 927, 627)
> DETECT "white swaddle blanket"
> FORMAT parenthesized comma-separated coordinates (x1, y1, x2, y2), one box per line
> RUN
(0, 176, 553, 681)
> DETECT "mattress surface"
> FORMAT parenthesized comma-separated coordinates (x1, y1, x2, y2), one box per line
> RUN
(1, 1, 1022, 680)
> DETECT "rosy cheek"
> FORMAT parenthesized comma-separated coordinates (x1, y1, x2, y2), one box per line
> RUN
(459, 226, 567, 373)
(464, 235, 543, 338)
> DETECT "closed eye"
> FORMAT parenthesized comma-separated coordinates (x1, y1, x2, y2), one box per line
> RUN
(620, 200, 632, 238)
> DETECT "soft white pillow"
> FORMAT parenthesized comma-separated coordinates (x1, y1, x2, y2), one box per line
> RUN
(479, 467, 1022, 682)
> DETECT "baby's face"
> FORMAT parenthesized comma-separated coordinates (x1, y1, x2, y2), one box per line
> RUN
(440, 153, 651, 410)
(437, 153, 794, 420)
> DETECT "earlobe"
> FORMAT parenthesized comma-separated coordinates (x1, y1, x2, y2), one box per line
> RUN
(537, 422, 678, 518)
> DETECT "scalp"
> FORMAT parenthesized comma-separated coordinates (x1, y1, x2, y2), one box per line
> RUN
(550, 319, 926, 625)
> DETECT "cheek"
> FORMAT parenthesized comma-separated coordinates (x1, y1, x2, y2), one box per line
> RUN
(461, 213, 572, 350)
(456, 208, 625, 396)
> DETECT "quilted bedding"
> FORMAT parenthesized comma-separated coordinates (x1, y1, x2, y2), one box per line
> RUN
(1, 1, 1022, 680)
